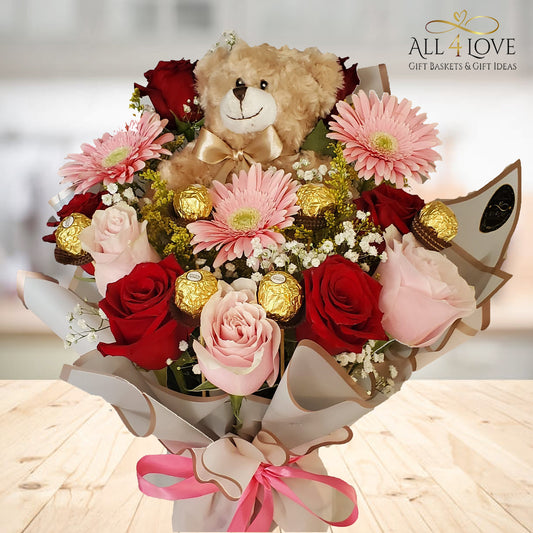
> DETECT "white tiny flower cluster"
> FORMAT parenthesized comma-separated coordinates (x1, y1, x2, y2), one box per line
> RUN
(335, 340, 398, 396)
(182, 96, 200, 115)
(335, 340, 386, 376)
(334, 351, 357, 367)
(246, 237, 327, 273)
(198, 260, 240, 281)
(332, 220, 385, 268)
(292, 158, 328, 182)
(102, 183, 137, 207)
(244, 216, 386, 276)
(378, 373, 397, 396)
(211, 31, 238, 53)
(64, 303, 110, 348)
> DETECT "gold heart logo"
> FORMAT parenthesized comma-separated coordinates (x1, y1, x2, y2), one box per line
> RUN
(453, 10, 467, 25)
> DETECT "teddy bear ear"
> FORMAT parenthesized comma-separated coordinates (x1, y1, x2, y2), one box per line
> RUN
(301, 48, 344, 117)
(194, 40, 250, 89)
(194, 46, 229, 90)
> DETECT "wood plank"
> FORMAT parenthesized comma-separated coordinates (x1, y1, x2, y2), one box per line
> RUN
(355, 407, 482, 533)
(64, 437, 167, 533)
(1, 380, 532, 532)
(339, 424, 433, 532)
(319, 444, 383, 533)
(373, 393, 530, 533)
(409, 381, 533, 462)
(413, 380, 533, 428)
(127, 494, 173, 533)
(1, 402, 135, 533)
(402, 384, 533, 489)
(391, 384, 533, 531)
(0, 383, 102, 498)
(0, 380, 56, 416)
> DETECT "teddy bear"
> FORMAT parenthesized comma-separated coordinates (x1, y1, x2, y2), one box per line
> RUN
(158, 40, 346, 192)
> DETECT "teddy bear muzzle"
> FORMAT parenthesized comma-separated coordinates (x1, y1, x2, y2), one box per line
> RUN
(220, 85, 278, 135)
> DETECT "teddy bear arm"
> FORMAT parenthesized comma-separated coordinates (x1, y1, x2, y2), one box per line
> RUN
(158, 145, 221, 192)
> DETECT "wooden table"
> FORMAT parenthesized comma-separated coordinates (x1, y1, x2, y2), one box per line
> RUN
(1, 380, 531, 533)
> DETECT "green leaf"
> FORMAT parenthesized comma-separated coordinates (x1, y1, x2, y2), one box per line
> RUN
(190, 380, 219, 392)
(153, 368, 167, 387)
(301, 120, 336, 156)
(171, 113, 205, 142)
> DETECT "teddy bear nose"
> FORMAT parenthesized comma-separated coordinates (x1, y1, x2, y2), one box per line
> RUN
(233, 86, 248, 102)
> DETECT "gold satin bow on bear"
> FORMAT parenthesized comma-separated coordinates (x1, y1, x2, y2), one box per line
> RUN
(192, 126, 284, 182)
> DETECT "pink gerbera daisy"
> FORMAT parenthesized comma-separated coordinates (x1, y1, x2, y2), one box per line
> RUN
(187, 164, 300, 268)
(59, 112, 174, 193)
(328, 91, 441, 188)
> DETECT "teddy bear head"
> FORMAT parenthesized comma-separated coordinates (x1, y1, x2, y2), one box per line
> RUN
(194, 41, 344, 154)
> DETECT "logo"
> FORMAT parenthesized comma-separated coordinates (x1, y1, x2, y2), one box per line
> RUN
(408, 10, 517, 72)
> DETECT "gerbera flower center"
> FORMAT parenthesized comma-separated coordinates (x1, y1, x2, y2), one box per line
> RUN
(369, 131, 399, 155)
(102, 146, 131, 168)
(228, 207, 261, 231)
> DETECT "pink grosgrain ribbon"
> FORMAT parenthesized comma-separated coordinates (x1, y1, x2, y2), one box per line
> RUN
(137, 454, 218, 500)
(137, 454, 358, 531)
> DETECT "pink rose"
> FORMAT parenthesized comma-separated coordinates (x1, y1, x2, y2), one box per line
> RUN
(193, 279, 280, 396)
(377, 231, 476, 347)
(80, 202, 160, 295)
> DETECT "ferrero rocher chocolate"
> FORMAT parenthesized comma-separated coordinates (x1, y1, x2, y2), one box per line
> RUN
(258, 271, 302, 322)
(411, 200, 458, 251)
(174, 269, 219, 318)
(296, 183, 336, 217)
(173, 185, 212, 221)
(55, 213, 91, 256)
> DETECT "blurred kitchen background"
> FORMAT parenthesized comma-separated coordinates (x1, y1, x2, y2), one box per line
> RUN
(0, 0, 531, 379)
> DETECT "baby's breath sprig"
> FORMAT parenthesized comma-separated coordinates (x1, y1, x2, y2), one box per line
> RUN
(292, 157, 329, 183)
(101, 181, 143, 207)
(335, 339, 397, 396)
(64, 303, 110, 349)
(210, 30, 238, 53)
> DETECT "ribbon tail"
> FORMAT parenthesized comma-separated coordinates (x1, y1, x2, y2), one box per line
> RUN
(267, 465, 359, 527)
(227, 479, 263, 532)
(137, 454, 219, 501)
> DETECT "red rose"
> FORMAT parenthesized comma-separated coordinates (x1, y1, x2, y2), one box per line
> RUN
(43, 191, 105, 243)
(134, 59, 203, 124)
(296, 255, 387, 355)
(355, 183, 424, 234)
(97, 255, 190, 370)
(337, 57, 359, 102)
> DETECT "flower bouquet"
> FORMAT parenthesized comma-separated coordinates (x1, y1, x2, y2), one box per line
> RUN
(19, 34, 521, 532)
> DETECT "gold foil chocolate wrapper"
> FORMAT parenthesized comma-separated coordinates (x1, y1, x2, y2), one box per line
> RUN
(258, 271, 302, 322)
(411, 201, 458, 251)
(173, 185, 212, 221)
(55, 213, 91, 256)
(174, 269, 219, 318)
(296, 184, 336, 217)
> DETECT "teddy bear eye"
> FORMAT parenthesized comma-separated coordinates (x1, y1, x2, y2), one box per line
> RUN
(235, 78, 245, 88)
(260, 80, 268, 90)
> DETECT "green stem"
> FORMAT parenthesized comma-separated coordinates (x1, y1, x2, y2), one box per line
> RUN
(230, 394, 244, 434)
(168, 365, 188, 394)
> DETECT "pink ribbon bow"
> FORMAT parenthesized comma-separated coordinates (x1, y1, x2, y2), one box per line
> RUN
(137, 453, 358, 532)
